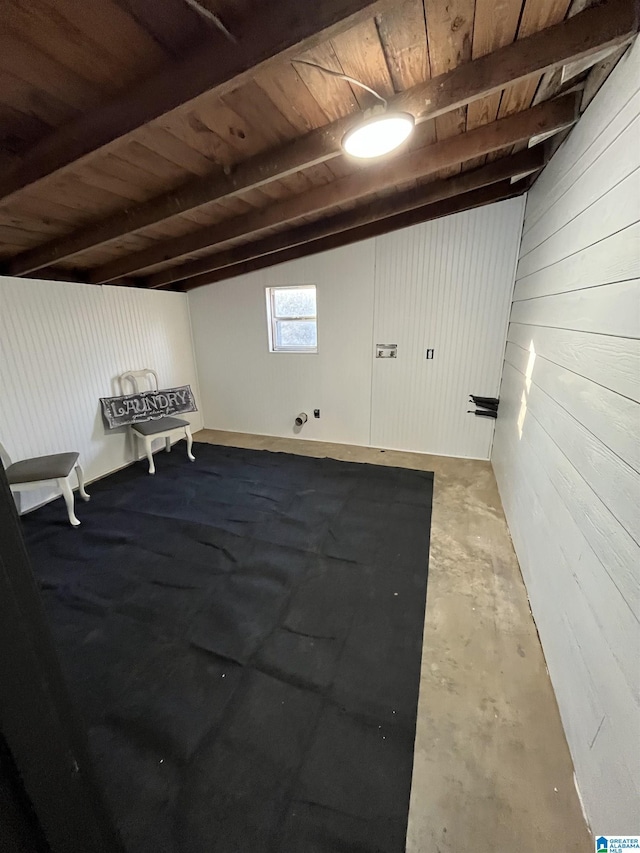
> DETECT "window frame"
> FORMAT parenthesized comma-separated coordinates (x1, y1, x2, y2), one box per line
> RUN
(265, 285, 318, 354)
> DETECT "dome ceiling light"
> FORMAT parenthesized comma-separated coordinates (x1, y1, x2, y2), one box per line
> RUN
(293, 60, 415, 160)
(342, 110, 415, 159)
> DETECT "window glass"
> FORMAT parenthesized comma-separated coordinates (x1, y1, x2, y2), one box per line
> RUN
(266, 286, 317, 352)
(275, 320, 317, 349)
(273, 287, 316, 318)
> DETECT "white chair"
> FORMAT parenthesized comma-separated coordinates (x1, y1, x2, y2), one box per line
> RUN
(119, 369, 195, 475)
(0, 441, 90, 527)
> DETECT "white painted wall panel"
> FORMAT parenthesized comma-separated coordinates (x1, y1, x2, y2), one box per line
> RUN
(492, 38, 640, 832)
(492, 404, 639, 831)
(516, 169, 640, 280)
(510, 279, 639, 338)
(504, 340, 640, 471)
(189, 242, 376, 447)
(519, 114, 640, 257)
(523, 48, 640, 233)
(0, 277, 202, 512)
(370, 198, 524, 457)
(501, 359, 639, 611)
(507, 323, 640, 402)
(513, 224, 640, 303)
(189, 198, 524, 459)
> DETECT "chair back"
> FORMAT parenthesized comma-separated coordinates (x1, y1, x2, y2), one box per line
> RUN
(119, 368, 160, 395)
(0, 441, 13, 470)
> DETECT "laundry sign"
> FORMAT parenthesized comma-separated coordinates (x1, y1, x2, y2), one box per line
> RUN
(100, 385, 197, 429)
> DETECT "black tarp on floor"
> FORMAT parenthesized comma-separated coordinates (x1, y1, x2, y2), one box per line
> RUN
(22, 443, 433, 853)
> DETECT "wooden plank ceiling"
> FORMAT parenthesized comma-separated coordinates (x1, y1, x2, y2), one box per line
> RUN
(0, 0, 637, 290)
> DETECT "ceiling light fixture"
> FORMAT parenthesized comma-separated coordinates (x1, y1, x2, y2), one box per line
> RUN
(293, 60, 415, 160)
(342, 110, 415, 159)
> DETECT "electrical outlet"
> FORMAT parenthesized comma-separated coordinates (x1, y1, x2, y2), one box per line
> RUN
(426, 348, 435, 360)
(314, 409, 320, 418)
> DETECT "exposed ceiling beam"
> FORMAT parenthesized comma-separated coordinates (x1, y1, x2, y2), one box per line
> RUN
(89, 93, 578, 283)
(16, 269, 113, 285)
(176, 180, 530, 290)
(145, 146, 547, 289)
(390, 0, 636, 118)
(0, 0, 387, 205)
(6, 0, 636, 278)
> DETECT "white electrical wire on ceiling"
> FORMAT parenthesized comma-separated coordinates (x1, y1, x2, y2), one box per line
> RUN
(292, 59, 415, 160)
(183, 0, 237, 43)
(292, 59, 388, 107)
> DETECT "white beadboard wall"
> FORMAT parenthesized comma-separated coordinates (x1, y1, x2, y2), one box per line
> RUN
(189, 197, 525, 459)
(0, 277, 202, 512)
(371, 199, 524, 458)
(189, 240, 377, 447)
(492, 38, 640, 832)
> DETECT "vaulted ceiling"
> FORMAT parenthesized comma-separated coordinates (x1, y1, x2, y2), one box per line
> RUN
(0, 0, 636, 290)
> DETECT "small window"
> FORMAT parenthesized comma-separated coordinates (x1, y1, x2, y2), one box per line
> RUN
(266, 285, 318, 353)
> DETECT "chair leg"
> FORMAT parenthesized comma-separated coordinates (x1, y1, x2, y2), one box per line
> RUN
(58, 477, 81, 527)
(185, 426, 195, 461)
(75, 463, 90, 501)
(144, 436, 156, 475)
(165, 436, 171, 453)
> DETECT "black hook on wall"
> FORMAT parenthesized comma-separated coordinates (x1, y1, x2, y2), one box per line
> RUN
(467, 395, 499, 419)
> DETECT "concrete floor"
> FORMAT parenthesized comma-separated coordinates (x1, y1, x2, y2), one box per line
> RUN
(195, 429, 592, 852)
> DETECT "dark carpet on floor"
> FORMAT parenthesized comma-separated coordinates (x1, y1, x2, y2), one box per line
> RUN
(22, 442, 433, 853)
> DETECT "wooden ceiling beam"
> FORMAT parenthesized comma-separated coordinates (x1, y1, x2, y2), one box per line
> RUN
(90, 93, 578, 282)
(176, 180, 530, 290)
(6, 0, 636, 278)
(0, 0, 387, 206)
(394, 0, 636, 118)
(145, 146, 547, 289)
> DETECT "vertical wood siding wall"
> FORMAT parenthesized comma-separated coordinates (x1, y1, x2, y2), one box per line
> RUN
(189, 197, 525, 460)
(492, 40, 640, 831)
(371, 200, 524, 458)
(0, 278, 202, 512)
(189, 239, 377, 448)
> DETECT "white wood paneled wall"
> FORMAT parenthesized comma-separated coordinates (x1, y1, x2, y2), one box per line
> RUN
(492, 39, 640, 832)
(189, 198, 524, 460)
(371, 199, 524, 458)
(189, 241, 377, 447)
(0, 277, 202, 512)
